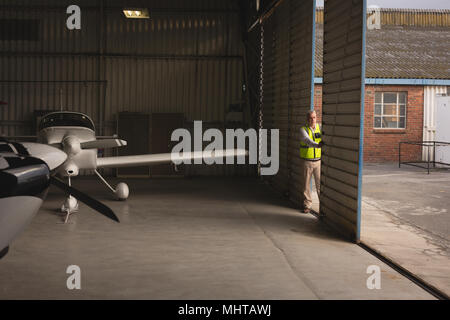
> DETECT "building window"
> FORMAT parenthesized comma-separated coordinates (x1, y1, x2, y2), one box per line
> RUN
(374, 92, 406, 129)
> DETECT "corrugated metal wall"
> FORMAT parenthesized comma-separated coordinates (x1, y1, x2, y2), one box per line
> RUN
(1, 0, 239, 11)
(380, 9, 450, 27)
(320, 0, 366, 240)
(0, 1, 252, 176)
(244, 15, 262, 129)
(316, 7, 450, 27)
(260, 0, 315, 198)
(423, 86, 448, 161)
(0, 56, 104, 135)
(261, 0, 290, 193)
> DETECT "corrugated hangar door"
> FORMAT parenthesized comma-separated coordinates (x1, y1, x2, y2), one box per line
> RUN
(287, 0, 318, 205)
(261, 0, 316, 199)
(320, 0, 367, 241)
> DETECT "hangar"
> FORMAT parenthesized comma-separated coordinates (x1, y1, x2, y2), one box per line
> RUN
(0, 0, 444, 300)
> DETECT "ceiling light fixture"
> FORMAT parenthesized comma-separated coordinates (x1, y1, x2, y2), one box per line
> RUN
(123, 8, 149, 19)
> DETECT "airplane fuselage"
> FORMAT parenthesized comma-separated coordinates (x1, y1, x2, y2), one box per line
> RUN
(39, 127, 97, 176)
(0, 147, 51, 255)
(33, 111, 130, 204)
(37, 112, 98, 177)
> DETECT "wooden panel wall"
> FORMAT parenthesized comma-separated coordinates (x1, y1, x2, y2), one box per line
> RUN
(261, 0, 315, 198)
(288, 0, 317, 203)
(321, 0, 366, 240)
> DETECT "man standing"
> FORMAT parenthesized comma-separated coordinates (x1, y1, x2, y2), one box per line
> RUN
(299, 110, 323, 213)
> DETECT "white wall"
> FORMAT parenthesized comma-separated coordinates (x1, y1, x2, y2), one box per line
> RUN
(423, 85, 448, 161)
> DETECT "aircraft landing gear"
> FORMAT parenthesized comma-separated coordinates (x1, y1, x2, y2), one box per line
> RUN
(95, 170, 129, 201)
(61, 176, 78, 223)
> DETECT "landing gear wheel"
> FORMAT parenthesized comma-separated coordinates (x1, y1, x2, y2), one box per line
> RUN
(115, 182, 129, 200)
(61, 195, 79, 213)
(61, 196, 78, 223)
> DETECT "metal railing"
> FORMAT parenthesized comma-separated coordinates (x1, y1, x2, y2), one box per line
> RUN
(399, 141, 450, 174)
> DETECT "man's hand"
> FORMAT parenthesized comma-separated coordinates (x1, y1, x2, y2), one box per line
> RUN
(318, 141, 324, 148)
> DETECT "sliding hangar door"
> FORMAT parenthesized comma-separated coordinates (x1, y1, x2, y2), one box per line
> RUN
(247, 0, 366, 241)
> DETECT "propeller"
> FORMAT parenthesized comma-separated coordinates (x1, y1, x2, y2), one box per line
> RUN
(0, 246, 9, 259)
(19, 141, 119, 223)
(50, 176, 120, 223)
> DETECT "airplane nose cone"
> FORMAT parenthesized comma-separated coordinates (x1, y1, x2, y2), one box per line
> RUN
(21, 142, 67, 171)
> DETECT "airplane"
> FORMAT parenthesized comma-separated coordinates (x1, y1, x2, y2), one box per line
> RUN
(21, 111, 247, 222)
(0, 138, 120, 259)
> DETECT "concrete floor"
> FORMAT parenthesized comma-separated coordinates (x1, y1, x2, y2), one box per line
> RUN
(362, 163, 450, 296)
(363, 163, 450, 241)
(0, 177, 435, 299)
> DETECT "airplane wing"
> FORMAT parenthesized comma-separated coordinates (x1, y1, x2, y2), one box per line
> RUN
(20, 142, 67, 170)
(96, 149, 248, 168)
(81, 139, 127, 149)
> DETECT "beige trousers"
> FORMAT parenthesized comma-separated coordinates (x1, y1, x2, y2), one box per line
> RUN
(301, 159, 321, 209)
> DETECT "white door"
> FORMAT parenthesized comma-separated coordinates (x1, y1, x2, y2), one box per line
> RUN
(435, 95, 450, 164)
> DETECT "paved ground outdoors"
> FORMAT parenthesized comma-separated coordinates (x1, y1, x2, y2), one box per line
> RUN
(0, 177, 434, 299)
(361, 163, 450, 296)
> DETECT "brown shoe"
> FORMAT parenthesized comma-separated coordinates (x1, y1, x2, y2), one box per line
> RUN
(303, 208, 311, 213)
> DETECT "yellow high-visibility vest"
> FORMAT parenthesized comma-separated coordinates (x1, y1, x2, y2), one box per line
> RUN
(300, 125, 322, 159)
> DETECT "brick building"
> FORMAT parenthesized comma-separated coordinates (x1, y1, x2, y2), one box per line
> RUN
(314, 8, 450, 163)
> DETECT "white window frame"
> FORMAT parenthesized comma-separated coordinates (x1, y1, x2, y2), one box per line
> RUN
(374, 92, 407, 129)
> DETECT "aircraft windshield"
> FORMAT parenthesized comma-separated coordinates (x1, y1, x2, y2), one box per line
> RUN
(39, 113, 95, 131)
